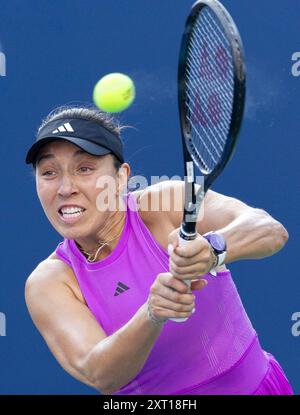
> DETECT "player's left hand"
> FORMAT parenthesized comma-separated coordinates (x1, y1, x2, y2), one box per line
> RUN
(168, 228, 216, 282)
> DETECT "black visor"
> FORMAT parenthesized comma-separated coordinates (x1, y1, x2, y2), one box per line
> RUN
(25, 117, 124, 165)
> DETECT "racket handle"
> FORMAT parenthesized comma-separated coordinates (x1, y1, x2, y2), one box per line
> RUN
(169, 235, 195, 323)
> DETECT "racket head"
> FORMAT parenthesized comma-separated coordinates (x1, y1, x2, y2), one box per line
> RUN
(178, 0, 246, 190)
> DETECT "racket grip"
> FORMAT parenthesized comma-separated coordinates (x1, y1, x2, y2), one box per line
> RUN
(169, 235, 195, 323)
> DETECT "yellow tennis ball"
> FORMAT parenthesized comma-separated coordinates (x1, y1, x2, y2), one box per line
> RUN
(93, 73, 135, 113)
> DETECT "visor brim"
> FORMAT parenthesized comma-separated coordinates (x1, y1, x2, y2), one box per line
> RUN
(25, 136, 112, 165)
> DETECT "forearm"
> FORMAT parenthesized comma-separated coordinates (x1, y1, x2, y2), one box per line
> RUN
(216, 209, 289, 264)
(82, 303, 163, 394)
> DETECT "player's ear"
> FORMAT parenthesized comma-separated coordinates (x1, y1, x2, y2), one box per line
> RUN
(117, 163, 130, 194)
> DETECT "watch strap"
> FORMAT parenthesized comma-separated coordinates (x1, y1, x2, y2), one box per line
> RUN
(217, 251, 227, 267)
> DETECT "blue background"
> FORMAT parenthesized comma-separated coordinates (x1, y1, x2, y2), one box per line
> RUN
(0, 0, 299, 394)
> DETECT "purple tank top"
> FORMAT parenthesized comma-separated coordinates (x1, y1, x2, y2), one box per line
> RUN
(55, 192, 266, 395)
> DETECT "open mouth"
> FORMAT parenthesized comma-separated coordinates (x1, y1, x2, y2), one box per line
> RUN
(58, 208, 86, 220)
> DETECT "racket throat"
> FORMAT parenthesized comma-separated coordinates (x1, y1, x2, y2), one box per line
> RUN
(181, 180, 200, 239)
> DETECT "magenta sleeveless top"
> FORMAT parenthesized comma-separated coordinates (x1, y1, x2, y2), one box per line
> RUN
(54, 192, 285, 395)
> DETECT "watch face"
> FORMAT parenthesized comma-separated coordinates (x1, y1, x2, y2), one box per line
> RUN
(206, 233, 226, 252)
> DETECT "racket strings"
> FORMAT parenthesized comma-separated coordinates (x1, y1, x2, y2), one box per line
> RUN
(185, 82, 227, 158)
(190, 10, 233, 163)
(186, 52, 232, 137)
(186, 51, 231, 136)
(185, 63, 229, 159)
(197, 11, 234, 117)
(188, 12, 233, 166)
(186, 56, 232, 135)
(185, 7, 235, 173)
(185, 82, 226, 154)
(187, 31, 233, 118)
(191, 10, 234, 121)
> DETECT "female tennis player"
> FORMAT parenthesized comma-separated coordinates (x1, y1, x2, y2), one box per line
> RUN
(25, 105, 293, 395)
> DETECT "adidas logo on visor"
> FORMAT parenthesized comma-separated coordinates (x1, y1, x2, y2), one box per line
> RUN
(52, 123, 74, 134)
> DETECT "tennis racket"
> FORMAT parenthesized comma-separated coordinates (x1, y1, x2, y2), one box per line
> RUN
(170, 0, 246, 322)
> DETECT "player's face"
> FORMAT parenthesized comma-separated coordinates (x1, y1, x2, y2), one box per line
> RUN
(35, 140, 123, 242)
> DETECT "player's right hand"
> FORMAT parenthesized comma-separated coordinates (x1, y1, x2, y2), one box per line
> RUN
(146, 272, 208, 323)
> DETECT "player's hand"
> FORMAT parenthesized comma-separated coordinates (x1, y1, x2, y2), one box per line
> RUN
(168, 228, 216, 280)
(146, 272, 208, 324)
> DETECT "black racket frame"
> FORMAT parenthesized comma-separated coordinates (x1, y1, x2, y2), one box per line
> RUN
(178, 0, 246, 238)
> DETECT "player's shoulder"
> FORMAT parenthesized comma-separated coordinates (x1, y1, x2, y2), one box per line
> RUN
(134, 180, 215, 220)
(135, 180, 217, 206)
(25, 252, 86, 305)
(132, 180, 184, 225)
(134, 180, 184, 209)
(25, 252, 75, 296)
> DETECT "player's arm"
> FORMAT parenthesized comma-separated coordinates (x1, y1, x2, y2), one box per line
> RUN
(195, 187, 289, 263)
(138, 180, 289, 263)
(25, 259, 164, 395)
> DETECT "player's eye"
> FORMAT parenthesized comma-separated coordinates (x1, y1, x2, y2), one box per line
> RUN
(41, 171, 56, 176)
(79, 167, 94, 173)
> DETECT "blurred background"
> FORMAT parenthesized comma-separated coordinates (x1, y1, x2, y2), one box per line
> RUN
(0, 0, 299, 394)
